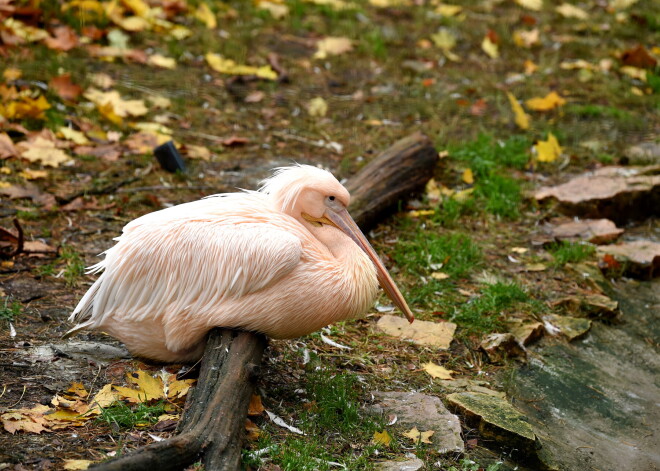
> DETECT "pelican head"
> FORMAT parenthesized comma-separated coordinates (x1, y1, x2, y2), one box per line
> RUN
(260, 165, 414, 323)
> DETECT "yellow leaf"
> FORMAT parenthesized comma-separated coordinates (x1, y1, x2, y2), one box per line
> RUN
(403, 426, 435, 444)
(148, 54, 177, 69)
(515, 0, 542, 11)
(205, 53, 278, 80)
(169, 25, 192, 40)
(372, 429, 392, 446)
(536, 133, 562, 163)
(122, 0, 150, 17)
(84, 88, 148, 117)
(308, 97, 328, 117)
(126, 370, 165, 401)
(408, 209, 435, 217)
(431, 272, 450, 280)
(452, 187, 474, 202)
(18, 137, 71, 167)
(116, 16, 150, 32)
(369, 0, 410, 6)
(3, 67, 22, 81)
(461, 168, 474, 184)
(556, 3, 588, 19)
(481, 36, 498, 59)
(619, 66, 646, 82)
(525, 91, 566, 111)
(422, 361, 454, 379)
(4, 18, 49, 42)
(185, 145, 211, 161)
(167, 379, 196, 400)
(257, 0, 290, 19)
(66, 382, 89, 399)
(4, 95, 51, 120)
(506, 92, 530, 130)
(19, 169, 48, 180)
(46, 409, 89, 423)
(610, 0, 638, 9)
(195, 3, 217, 29)
(98, 102, 123, 125)
(435, 4, 462, 16)
(59, 127, 89, 145)
(88, 384, 118, 413)
(314, 37, 353, 60)
(513, 29, 539, 48)
(524, 59, 538, 74)
(63, 460, 94, 470)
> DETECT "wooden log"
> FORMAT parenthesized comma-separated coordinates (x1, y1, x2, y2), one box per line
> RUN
(347, 131, 438, 231)
(91, 132, 437, 470)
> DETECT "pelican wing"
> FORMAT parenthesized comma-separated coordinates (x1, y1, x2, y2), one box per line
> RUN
(69, 212, 304, 342)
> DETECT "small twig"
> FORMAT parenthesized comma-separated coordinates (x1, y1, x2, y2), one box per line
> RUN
(8, 385, 27, 408)
(267, 52, 289, 83)
(58, 177, 141, 205)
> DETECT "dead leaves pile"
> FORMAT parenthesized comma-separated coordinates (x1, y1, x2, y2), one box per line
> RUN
(1, 369, 195, 435)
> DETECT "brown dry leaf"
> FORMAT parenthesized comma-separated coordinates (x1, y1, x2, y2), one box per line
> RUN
(535, 133, 562, 162)
(221, 136, 249, 147)
(18, 136, 71, 167)
(245, 418, 261, 441)
(44, 25, 79, 51)
(525, 91, 566, 111)
(49, 74, 83, 101)
(1, 405, 50, 434)
(313, 37, 353, 59)
(205, 53, 277, 80)
(506, 92, 530, 130)
(74, 144, 122, 162)
(422, 362, 454, 380)
(248, 395, 265, 416)
(0, 132, 17, 159)
(621, 44, 657, 69)
(372, 430, 392, 447)
(403, 426, 435, 444)
(23, 240, 57, 254)
(0, 182, 56, 207)
(524, 59, 538, 74)
(124, 132, 160, 154)
(376, 315, 456, 349)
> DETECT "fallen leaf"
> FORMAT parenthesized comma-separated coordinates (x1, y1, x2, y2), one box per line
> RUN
(313, 37, 353, 59)
(89, 73, 115, 89)
(62, 460, 93, 470)
(257, 0, 289, 19)
(461, 168, 474, 184)
(125, 370, 165, 401)
(506, 92, 530, 130)
(515, 0, 542, 11)
(84, 88, 149, 118)
(431, 29, 459, 61)
(513, 28, 539, 48)
(525, 91, 566, 111)
(535, 132, 562, 162)
(619, 66, 646, 81)
(556, 3, 588, 19)
(0, 182, 56, 207)
(59, 127, 89, 144)
(194, 2, 217, 28)
(524, 59, 538, 74)
(184, 144, 211, 161)
(2, 95, 51, 120)
(610, 0, 638, 9)
(0, 133, 17, 159)
(376, 315, 456, 349)
(221, 136, 249, 147)
(49, 74, 83, 101)
(44, 25, 78, 51)
(18, 137, 71, 167)
(403, 426, 435, 444)
(435, 4, 462, 16)
(148, 54, 177, 69)
(621, 45, 657, 69)
(67, 382, 89, 399)
(422, 361, 454, 380)
(245, 418, 261, 440)
(481, 36, 499, 59)
(18, 169, 48, 180)
(87, 384, 118, 413)
(3, 67, 22, 81)
(430, 271, 450, 280)
(167, 379, 195, 400)
(372, 429, 392, 446)
(205, 53, 277, 80)
(308, 97, 328, 117)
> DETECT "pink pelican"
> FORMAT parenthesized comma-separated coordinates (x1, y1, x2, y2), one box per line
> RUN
(67, 165, 414, 362)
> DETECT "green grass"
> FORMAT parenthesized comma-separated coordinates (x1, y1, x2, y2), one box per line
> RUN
(566, 104, 633, 121)
(38, 245, 86, 286)
(548, 241, 596, 267)
(449, 459, 502, 471)
(0, 298, 22, 322)
(452, 282, 531, 334)
(97, 401, 167, 430)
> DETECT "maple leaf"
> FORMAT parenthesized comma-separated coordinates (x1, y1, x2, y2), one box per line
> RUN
(123, 369, 165, 402)
(372, 429, 392, 446)
(44, 25, 78, 51)
(167, 378, 196, 400)
(0, 132, 17, 159)
(506, 92, 530, 130)
(403, 426, 435, 444)
(525, 91, 566, 111)
(59, 127, 89, 145)
(49, 74, 83, 101)
(4, 95, 51, 120)
(18, 136, 71, 167)
(84, 88, 148, 118)
(535, 133, 562, 162)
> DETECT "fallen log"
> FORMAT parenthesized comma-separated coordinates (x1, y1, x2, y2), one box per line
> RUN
(90, 132, 437, 471)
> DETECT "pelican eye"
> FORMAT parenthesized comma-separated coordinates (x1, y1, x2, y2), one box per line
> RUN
(329, 196, 335, 201)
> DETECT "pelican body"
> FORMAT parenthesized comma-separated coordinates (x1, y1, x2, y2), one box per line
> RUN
(68, 165, 413, 362)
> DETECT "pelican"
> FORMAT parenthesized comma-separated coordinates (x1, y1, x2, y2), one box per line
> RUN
(67, 165, 414, 362)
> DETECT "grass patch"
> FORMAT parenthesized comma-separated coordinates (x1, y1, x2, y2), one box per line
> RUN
(452, 282, 530, 334)
(0, 298, 22, 322)
(548, 241, 596, 267)
(449, 459, 502, 471)
(97, 401, 167, 430)
(566, 104, 633, 121)
(38, 245, 86, 286)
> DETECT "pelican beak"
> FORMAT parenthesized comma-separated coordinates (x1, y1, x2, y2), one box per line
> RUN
(323, 207, 415, 323)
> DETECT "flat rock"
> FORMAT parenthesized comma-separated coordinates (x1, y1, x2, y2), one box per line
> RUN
(597, 239, 660, 279)
(543, 314, 591, 340)
(376, 457, 424, 471)
(479, 333, 526, 363)
(371, 391, 464, 454)
(534, 165, 660, 224)
(545, 218, 623, 244)
(624, 141, 660, 165)
(446, 392, 537, 456)
(376, 315, 456, 349)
